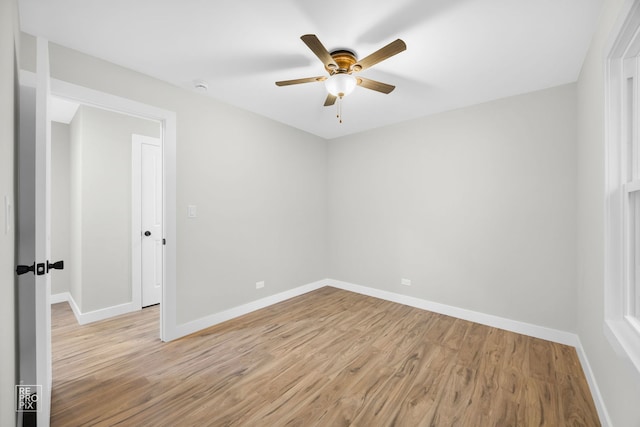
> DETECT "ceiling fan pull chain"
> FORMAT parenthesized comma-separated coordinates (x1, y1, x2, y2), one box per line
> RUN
(275, 35, 406, 124)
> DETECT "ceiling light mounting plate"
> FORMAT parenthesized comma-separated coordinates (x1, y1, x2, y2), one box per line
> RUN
(326, 49, 358, 74)
(274, 34, 406, 119)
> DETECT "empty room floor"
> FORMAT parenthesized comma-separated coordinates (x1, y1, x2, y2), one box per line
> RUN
(50, 287, 599, 426)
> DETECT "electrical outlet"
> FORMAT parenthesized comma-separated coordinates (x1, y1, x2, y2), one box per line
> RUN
(256, 281, 265, 289)
(401, 278, 411, 286)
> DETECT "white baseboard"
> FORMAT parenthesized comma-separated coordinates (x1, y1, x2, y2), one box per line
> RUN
(50, 278, 609, 426)
(172, 279, 329, 339)
(327, 279, 578, 346)
(326, 279, 609, 427)
(50, 292, 70, 304)
(75, 301, 138, 325)
(574, 337, 613, 427)
(53, 279, 328, 331)
(60, 292, 138, 326)
(66, 293, 82, 323)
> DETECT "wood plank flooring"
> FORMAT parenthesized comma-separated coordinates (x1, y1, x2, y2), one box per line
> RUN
(50, 287, 600, 426)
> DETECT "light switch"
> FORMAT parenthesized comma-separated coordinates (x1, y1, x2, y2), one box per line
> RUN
(187, 205, 197, 218)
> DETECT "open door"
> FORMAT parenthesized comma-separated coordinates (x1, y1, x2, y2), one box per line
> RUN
(16, 37, 60, 427)
(133, 134, 163, 308)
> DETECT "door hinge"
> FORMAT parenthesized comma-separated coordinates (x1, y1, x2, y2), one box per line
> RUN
(163, 238, 166, 245)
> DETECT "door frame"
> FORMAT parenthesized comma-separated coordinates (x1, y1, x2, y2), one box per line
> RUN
(23, 70, 178, 342)
(17, 37, 53, 425)
(132, 134, 162, 309)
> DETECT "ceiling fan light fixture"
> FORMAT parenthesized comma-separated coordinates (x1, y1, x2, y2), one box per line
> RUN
(325, 73, 357, 98)
(274, 34, 407, 123)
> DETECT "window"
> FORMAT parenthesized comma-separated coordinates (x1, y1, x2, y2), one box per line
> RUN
(605, 1, 640, 374)
(624, 58, 640, 330)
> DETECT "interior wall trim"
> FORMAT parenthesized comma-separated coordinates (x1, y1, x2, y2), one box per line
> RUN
(574, 337, 613, 427)
(21, 69, 178, 342)
(168, 279, 329, 341)
(50, 292, 69, 305)
(328, 279, 578, 345)
(327, 279, 610, 427)
(50, 279, 610, 425)
(63, 293, 138, 326)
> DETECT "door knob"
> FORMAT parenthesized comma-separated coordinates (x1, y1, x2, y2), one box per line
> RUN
(47, 260, 64, 273)
(16, 263, 35, 276)
(144, 231, 151, 236)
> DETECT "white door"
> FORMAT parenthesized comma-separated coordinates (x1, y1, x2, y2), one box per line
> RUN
(134, 135, 163, 307)
(17, 37, 53, 426)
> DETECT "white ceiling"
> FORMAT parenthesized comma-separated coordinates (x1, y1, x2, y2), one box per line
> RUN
(19, 0, 603, 140)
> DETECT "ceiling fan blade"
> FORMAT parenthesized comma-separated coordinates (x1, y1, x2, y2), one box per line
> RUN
(357, 77, 395, 94)
(324, 94, 337, 106)
(352, 39, 406, 72)
(301, 34, 338, 70)
(275, 76, 327, 86)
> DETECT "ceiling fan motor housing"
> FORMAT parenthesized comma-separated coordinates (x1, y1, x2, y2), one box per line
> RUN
(274, 34, 405, 110)
(326, 50, 358, 74)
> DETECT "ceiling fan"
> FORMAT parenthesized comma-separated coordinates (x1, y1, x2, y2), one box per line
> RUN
(276, 34, 406, 122)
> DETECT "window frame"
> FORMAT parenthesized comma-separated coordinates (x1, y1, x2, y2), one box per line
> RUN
(604, 0, 640, 374)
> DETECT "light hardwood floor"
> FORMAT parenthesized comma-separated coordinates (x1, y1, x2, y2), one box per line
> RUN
(51, 287, 600, 426)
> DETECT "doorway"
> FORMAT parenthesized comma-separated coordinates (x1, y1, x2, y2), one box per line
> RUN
(17, 61, 177, 424)
(51, 101, 163, 321)
(45, 75, 178, 341)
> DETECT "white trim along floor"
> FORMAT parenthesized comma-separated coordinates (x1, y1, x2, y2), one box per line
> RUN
(51, 278, 611, 426)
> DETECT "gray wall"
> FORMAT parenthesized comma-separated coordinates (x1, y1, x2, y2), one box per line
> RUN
(0, 0, 18, 423)
(22, 40, 329, 323)
(70, 105, 160, 312)
(51, 121, 70, 295)
(18, 3, 640, 422)
(328, 84, 577, 332)
(576, 0, 640, 425)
